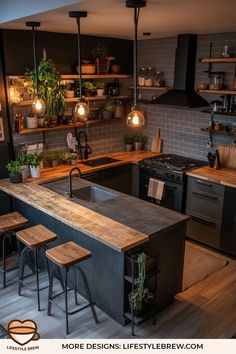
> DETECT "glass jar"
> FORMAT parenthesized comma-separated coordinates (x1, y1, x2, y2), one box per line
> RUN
(144, 67, 154, 87)
(138, 67, 146, 86)
(153, 71, 164, 87)
(209, 73, 224, 90)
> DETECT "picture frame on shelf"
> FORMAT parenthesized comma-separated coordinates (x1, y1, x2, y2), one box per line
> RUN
(0, 117, 5, 141)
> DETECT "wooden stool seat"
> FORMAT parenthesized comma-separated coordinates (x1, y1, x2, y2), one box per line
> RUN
(16, 224, 57, 311)
(0, 212, 28, 233)
(16, 225, 57, 248)
(46, 241, 91, 268)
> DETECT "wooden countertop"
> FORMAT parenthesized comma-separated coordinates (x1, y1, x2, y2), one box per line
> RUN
(27, 150, 157, 184)
(0, 180, 148, 252)
(187, 166, 236, 188)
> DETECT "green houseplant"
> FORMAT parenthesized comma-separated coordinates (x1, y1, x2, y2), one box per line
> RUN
(16, 151, 30, 180)
(128, 252, 153, 317)
(95, 81, 105, 96)
(27, 153, 43, 178)
(83, 81, 96, 97)
(25, 58, 65, 119)
(5, 161, 22, 183)
(123, 135, 134, 152)
(61, 152, 73, 165)
(133, 132, 147, 151)
(101, 101, 114, 120)
(43, 151, 61, 168)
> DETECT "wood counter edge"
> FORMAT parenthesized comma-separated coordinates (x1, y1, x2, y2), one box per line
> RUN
(187, 166, 236, 188)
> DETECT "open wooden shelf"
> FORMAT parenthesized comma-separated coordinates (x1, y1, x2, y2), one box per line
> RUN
(61, 74, 132, 80)
(129, 85, 169, 91)
(17, 119, 106, 135)
(200, 57, 236, 63)
(15, 95, 130, 106)
(201, 109, 236, 117)
(201, 127, 236, 137)
(199, 89, 236, 95)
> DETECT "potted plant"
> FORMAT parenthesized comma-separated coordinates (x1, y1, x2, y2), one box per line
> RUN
(43, 151, 61, 168)
(5, 161, 22, 184)
(92, 43, 108, 74)
(16, 151, 30, 180)
(83, 81, 96, 97)
(61, 152, 73, 165)
(123, 135, 134, 152)
(27, 153, 43, 178)
(128, 253, 153, 317)
(133, 133, 147, 151)
(101, 101, 114, 120)
(25, 58, 65, 123)
(71, 152, 78, 166)
(95, 81, 105, 96)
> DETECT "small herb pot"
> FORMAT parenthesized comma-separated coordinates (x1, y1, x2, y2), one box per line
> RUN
(9, 172, 22, 184)
(102, 110, 113, 120)
(134, 142, 143, 151)
(21, 165, 30, 180)
(125, 144, 133, 152)
(30, 166, 41, 178)
(96, 89, 105, 96)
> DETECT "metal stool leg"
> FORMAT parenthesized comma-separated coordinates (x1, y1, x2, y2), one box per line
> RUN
(73, 268, 79, 305)
(47, 265, 55, 316)
(77, 265, 99, 324)
(18, 246, 28, 296)
(65, 268, 69, 335)
(35, 248, 40, 311)
(2, 233, 7, 288)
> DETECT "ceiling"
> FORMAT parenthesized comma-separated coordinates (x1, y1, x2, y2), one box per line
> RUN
(1, 0, 236, 40)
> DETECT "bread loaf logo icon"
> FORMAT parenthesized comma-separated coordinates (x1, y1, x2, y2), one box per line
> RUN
(7, 319, 40, 346)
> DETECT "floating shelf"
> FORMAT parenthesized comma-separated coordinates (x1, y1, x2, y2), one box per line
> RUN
(129, 85, 169, 91)
(61, 74, 132, 80)
(14, 95, 130, 106)
(201, 109, 236, 117)
(201, 127, 236, 137)
(200, 57, 236, 63)
(17, 119, 107, 135)
(199, 89, 236, 95)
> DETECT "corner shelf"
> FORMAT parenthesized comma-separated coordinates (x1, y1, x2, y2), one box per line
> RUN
(198, 89, 236, 95)
(200, 57, 236, 63)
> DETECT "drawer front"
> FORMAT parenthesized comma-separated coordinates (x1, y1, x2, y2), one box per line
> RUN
(186, 210, 221, 248)
(187, 189, 223, 220)
(187, 176, 225, 197)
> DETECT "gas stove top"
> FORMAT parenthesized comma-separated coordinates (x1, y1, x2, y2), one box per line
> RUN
(140, 154, 203, 173)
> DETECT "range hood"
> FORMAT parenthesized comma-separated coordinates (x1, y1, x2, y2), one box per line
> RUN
(156, 34, 209, 108)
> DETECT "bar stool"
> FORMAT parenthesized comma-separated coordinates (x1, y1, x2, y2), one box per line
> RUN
(46, 241, 99, 335)
(0, 211, 28, 288)
(16, 224, 57, 311)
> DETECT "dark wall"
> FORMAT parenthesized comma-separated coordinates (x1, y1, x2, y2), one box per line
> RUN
(2, 29, 133, 75)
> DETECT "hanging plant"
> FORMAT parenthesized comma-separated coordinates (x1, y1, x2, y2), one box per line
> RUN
(25, 58, 65, 117)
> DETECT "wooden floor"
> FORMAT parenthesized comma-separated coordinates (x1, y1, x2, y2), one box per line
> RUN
(1, 242, 236, 339)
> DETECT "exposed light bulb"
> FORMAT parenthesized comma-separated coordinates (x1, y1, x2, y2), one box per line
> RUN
(126, 109, 145, 127)
(32, 97, 45, 114)
(73, 101, 89, 121)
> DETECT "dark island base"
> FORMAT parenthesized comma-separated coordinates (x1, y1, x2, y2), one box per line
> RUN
(13, 198, 186, 325)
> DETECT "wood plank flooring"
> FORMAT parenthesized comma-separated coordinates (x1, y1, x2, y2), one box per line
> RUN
(1, 242, 236, 339)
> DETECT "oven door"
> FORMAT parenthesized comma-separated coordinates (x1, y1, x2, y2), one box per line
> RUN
(139, 173, 184, 212)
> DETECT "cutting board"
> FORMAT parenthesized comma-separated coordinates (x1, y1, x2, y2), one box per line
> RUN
(218, 145, 236, 168)
(151, 128, 163, 153)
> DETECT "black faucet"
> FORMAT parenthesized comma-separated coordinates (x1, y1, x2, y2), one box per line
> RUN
(77, 131, 92, 161)
(68, 167, 81, 198)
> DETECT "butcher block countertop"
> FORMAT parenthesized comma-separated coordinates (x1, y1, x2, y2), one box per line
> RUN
(26, 150, 157, 184)
(187, 166, 236, 188)
(0, 150, 189, 252)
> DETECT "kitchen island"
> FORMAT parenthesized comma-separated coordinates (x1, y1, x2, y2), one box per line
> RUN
(0, 175, 188, 325)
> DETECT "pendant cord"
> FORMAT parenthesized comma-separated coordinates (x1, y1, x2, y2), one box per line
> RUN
(133, 7, 140, 108)
(76, 17, 82, 101)
(32, 25, 38, 95)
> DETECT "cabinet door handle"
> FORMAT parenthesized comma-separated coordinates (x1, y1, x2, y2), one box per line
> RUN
(191, 215, 216, 227)
(195, 179, 213, 188)
(192, 191, 218, 200)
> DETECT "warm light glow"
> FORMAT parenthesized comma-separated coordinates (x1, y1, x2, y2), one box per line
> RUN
(32, 97, 45, 114)
(73, 101, 89, 121)
(9, 86, 20, 103)
(127, 110, 145, 127)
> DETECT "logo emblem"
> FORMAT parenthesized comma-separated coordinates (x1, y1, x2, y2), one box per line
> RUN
(7, 320, 40, 346)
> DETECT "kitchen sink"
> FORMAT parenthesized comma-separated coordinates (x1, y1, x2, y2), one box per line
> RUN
(80, 156, 120, 167)
(72, 186, 117, 203)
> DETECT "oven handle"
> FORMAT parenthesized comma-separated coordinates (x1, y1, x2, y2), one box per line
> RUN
(145, 183, 177, 190)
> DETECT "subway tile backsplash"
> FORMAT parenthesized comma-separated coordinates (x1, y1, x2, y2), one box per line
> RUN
(13, 32, 236, 160)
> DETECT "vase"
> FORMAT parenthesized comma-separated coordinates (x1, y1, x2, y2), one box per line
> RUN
(30, 165, 41, 178)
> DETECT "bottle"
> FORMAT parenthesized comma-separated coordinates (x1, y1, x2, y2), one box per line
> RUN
(138, 67, 145, 86)
(18, 114, 25, 131)
(14, 114, 19, 132)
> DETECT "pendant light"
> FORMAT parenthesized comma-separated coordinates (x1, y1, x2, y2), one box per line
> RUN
(126, 0, 146, 127)
(26, 21, 45, 114)
(69, 11, 89, 122)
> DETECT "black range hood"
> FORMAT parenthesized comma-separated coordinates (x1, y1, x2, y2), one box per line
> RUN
(156, 34, 209, 108)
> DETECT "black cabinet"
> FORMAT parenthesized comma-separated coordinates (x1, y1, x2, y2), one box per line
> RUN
(82, 164, 132, 195)
(186, 175, 236, 257)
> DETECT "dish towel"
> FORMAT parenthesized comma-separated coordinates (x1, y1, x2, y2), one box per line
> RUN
(147, 178, 165, 200)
